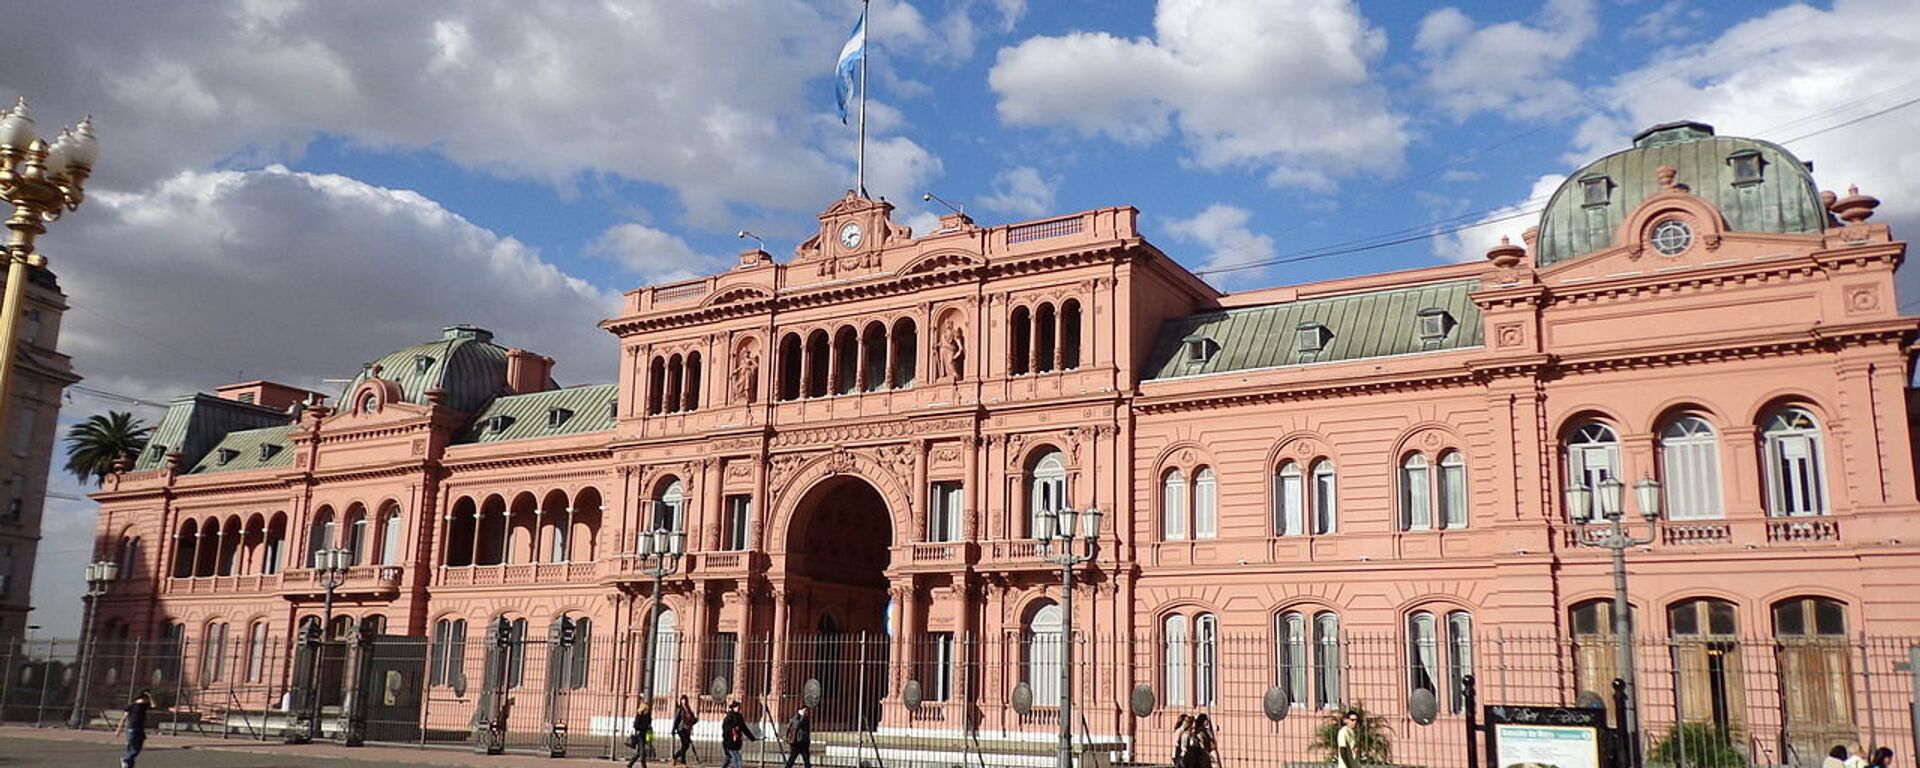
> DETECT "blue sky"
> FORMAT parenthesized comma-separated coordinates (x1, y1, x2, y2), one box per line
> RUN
(5, 0, 1920, 634)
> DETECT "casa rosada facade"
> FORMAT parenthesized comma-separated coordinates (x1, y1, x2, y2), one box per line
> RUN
(89, 122, 1920, 749)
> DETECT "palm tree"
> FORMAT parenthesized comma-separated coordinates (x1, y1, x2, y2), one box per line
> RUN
(63, 411, 152, 486)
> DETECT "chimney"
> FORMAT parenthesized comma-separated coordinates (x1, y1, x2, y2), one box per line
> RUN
(504, 349, 554, 395)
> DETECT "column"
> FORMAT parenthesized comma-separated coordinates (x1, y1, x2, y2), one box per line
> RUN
(530, 508, 544, 568)
(769, 586, 791, 704)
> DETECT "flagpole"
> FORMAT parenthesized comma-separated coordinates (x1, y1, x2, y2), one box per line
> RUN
(857, 0, 869, 197)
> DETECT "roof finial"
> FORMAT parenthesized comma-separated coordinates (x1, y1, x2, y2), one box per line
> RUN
(1486, 235, 1526, 268)
(1656, 165, 1678, 190)
(1832, 184, 1879, 224)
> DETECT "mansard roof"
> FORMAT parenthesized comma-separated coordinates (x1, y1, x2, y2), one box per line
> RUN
(1536, 121, 1828, 267)
(336, 325, 525, 414)
(1143, 279, 1484, 380)
(135, 394, 289, 471)
(186, 424, 297, 475)
(454, 384, 617, 445)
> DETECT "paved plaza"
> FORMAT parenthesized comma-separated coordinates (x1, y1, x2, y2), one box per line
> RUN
(0, 730, 656, 768)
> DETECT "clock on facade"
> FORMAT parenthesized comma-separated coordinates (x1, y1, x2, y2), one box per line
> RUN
(839, 221, 864, 250)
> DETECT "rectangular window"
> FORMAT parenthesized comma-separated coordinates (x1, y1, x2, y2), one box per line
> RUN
(8, 406, 35, 456)
(928, 482, 962, 543)
(1194, 471, 1217, 539)
(1312, 466, 1337, 535)
(1313, 613, 1341, 708)
(5, 474, 23, 522)
(246, 623, 268, 683)
(1402, 462, 1431, 531)
(926, 632, 954, 702)
(0, 545, 13, 597)
(236, 392, 255, 404)
(1769, 435, 1826, 516)
(724, 495, 752, 551)
(1439, 458, 1467, 529)
(1447, 613, 1474, 713)
(705, 632, 738, 696)
(1275, 469, 1304, 536)
(1277, 613, 1306, 706)
(21, 309, 40, 346)
(1407, 614, 1437, 702)
(1665, 440, 1724, 520)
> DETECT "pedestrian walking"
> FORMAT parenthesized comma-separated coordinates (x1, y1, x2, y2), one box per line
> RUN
(1179, 712, 1219, 768)
(1336, 710, 1361, 768)
(112, 689, 153, 768)
(781, 704, 813, 768)
(672, 695, 698, 766)
(1827, 746, 1853, 768)
(1870, 747, 1894, 768)
(1171, 713, 1193, 766)
(626, 700, 655, 768)
(1848, 745, 1871, 768)
(720, 700, 758, 768)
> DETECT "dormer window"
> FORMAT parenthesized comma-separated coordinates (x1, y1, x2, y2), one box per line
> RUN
(257, 444, 280, 462)
(148, 444, 167, 462)
(358, 392, 378, 414)
(1728, 150, 1765, 185)
(237, 393, 255, 404)
(1181, 336, 1215, 365)
(216, 448, 239, 466)
(486, 415, 512, 434)
(608, 399, 619, 419)
(546, 407, 573, 428)
(413, 355, 434, 374)
(1417, 309, 1454, 342)
(1296, 323, 1332, 354)
(1580, 175, 1611, 206)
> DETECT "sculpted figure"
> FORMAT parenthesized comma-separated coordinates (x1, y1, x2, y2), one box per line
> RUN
(941, 323, 966, 382)
(732, 350, 759, 404)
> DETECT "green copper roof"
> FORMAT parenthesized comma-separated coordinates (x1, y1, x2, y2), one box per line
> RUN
(187, 425, 297, 475)
(135, 395, 289, 471)
(337, 325, 526, 414)
(1536, 121, 1827, 267)
(1144, 280, 1484, 380)
(454, 384, 618, 445)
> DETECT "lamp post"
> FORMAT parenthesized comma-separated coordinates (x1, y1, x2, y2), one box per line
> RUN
(1566, 475, 1662, 767)
(1033, 504, 1102, 768)
(67, 559, 118, 728)
(0, 98, 97, 444)
(306, 547, 351, 737)
(636, 524, 687, 707)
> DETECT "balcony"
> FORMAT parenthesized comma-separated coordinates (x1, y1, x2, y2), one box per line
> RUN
(1556, 514, 1845, 549)
(892, 541, 974, 572)
(281, 565, 402, 597)
(434, 561, 600, 587)
(1766, 517, 1840, 543)
(163, 572, 285, 596)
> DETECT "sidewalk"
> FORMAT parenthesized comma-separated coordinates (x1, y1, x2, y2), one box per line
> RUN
(0, 726, 651, 767)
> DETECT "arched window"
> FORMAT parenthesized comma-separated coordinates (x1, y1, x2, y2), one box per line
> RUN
(1060, 299, 1082, 370)
(308, 508, 336, 567)
(216, 517, 241, 576)
(345, 506, 369, 565)
(118, 535, 141, 578)
(683, 351, 702, 411)
(665, 354, 684, 413)
(262, 515, 285, 575)
(200, 622, 229, 683)
(379, 504, 405, 565)
(646, 357, 665, 415)
(1025, 602, 1064, 706)
(1194, 468, 1217, 539)
(1196, 613, 1218, 707)
(245, 621, 269, 684)
(1163, 614, 1190, 707)
(562, 615, 593, 690)
(1028, 450, 1066, 539)
(495, 616, 529, 689)
(1274, 462, 1304, 536)
(778, 333, 803, 401)
(430, 618, 468, 687)
(1276, 612, 1307, 707)
(1311, 460, 1337, 535)
(1565, 423, 1620, 506)
(650, 608, 679, 696)
(1661, 416, 1723, 520)
(158, 622, 186, 681)
(1446, 612, 1474, 713)
(654, 480, 685, 534)
(1570, 599, 1629, 708)
(1407, 612, 1438, 701)
(1035, 303, 1057, 373)
(549, 505, 571, 563)
(1161, 468, 1187, 541)
(1313, 612, 1342, 708)
(173, 520, 198, 579)
(1439, 451, 1467, 529)
(1670, 596, 1742, 734)
(861, 321, 888, 393)
(1762, 408, 1828, 516)
(1400, 454, 1432, 531)
(833, 327, 859, 396)
(1773, 596, 1852, 743)
(890, 318, 917, 388)
(1009, 307, 1032, 376)
(805, 330, 830, 398)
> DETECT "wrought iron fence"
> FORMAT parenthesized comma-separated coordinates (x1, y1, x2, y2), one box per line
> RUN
(2, 629, 1912, 768)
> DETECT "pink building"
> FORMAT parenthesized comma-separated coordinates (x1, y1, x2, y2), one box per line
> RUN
(88, 122, 1920, 763)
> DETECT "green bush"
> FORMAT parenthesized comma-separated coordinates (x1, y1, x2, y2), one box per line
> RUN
(1649, 722, 1744, 768)
(1311, 703, 1394, 766)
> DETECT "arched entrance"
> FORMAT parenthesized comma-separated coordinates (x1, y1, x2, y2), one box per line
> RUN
(785, 475, 893, 731)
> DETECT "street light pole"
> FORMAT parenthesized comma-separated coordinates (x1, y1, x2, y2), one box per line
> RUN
(67, 560, 118, 728)
(1567, 475, 1662, 768)
(636, 522, 686, 708)
(305, 547, 350, 740)
(1034, 504, 1102, 768)
(0, 98, 98, 445)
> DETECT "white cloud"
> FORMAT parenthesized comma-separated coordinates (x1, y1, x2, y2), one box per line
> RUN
(1627, 0, 1707, 42)
(0, 1, 941, 225)
(589, 224, 726, 285)
(1414, 0, 1596, 121)
(991, 0, 1028, 32)
(1163, 204, 1277, 288)
(987, 0, 1407, 188)
(978, 166, 1058, 217)
(1432, 174, 1564, 263)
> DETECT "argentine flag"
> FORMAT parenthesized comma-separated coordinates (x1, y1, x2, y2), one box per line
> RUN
(835, 7, 867, 124)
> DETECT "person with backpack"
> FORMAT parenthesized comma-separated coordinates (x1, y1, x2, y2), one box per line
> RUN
(720, 700, 757, 768)
(626, 700, 655, 768)
(782, 704, 813, 768)
(671, 695, 698, 766)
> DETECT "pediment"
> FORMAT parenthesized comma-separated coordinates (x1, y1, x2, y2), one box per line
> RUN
(899, 250, 982, 276)
(702, 285, 774, 308)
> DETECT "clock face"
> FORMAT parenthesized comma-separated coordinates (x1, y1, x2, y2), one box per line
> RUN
(839, 222, 864, 249)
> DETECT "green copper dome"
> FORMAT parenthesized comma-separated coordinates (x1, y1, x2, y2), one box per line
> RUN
(336, 325, 517, 414)
(1534, 121, 1828, 267)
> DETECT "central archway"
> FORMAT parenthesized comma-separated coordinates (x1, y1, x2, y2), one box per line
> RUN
(785, 474, 894, 731)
